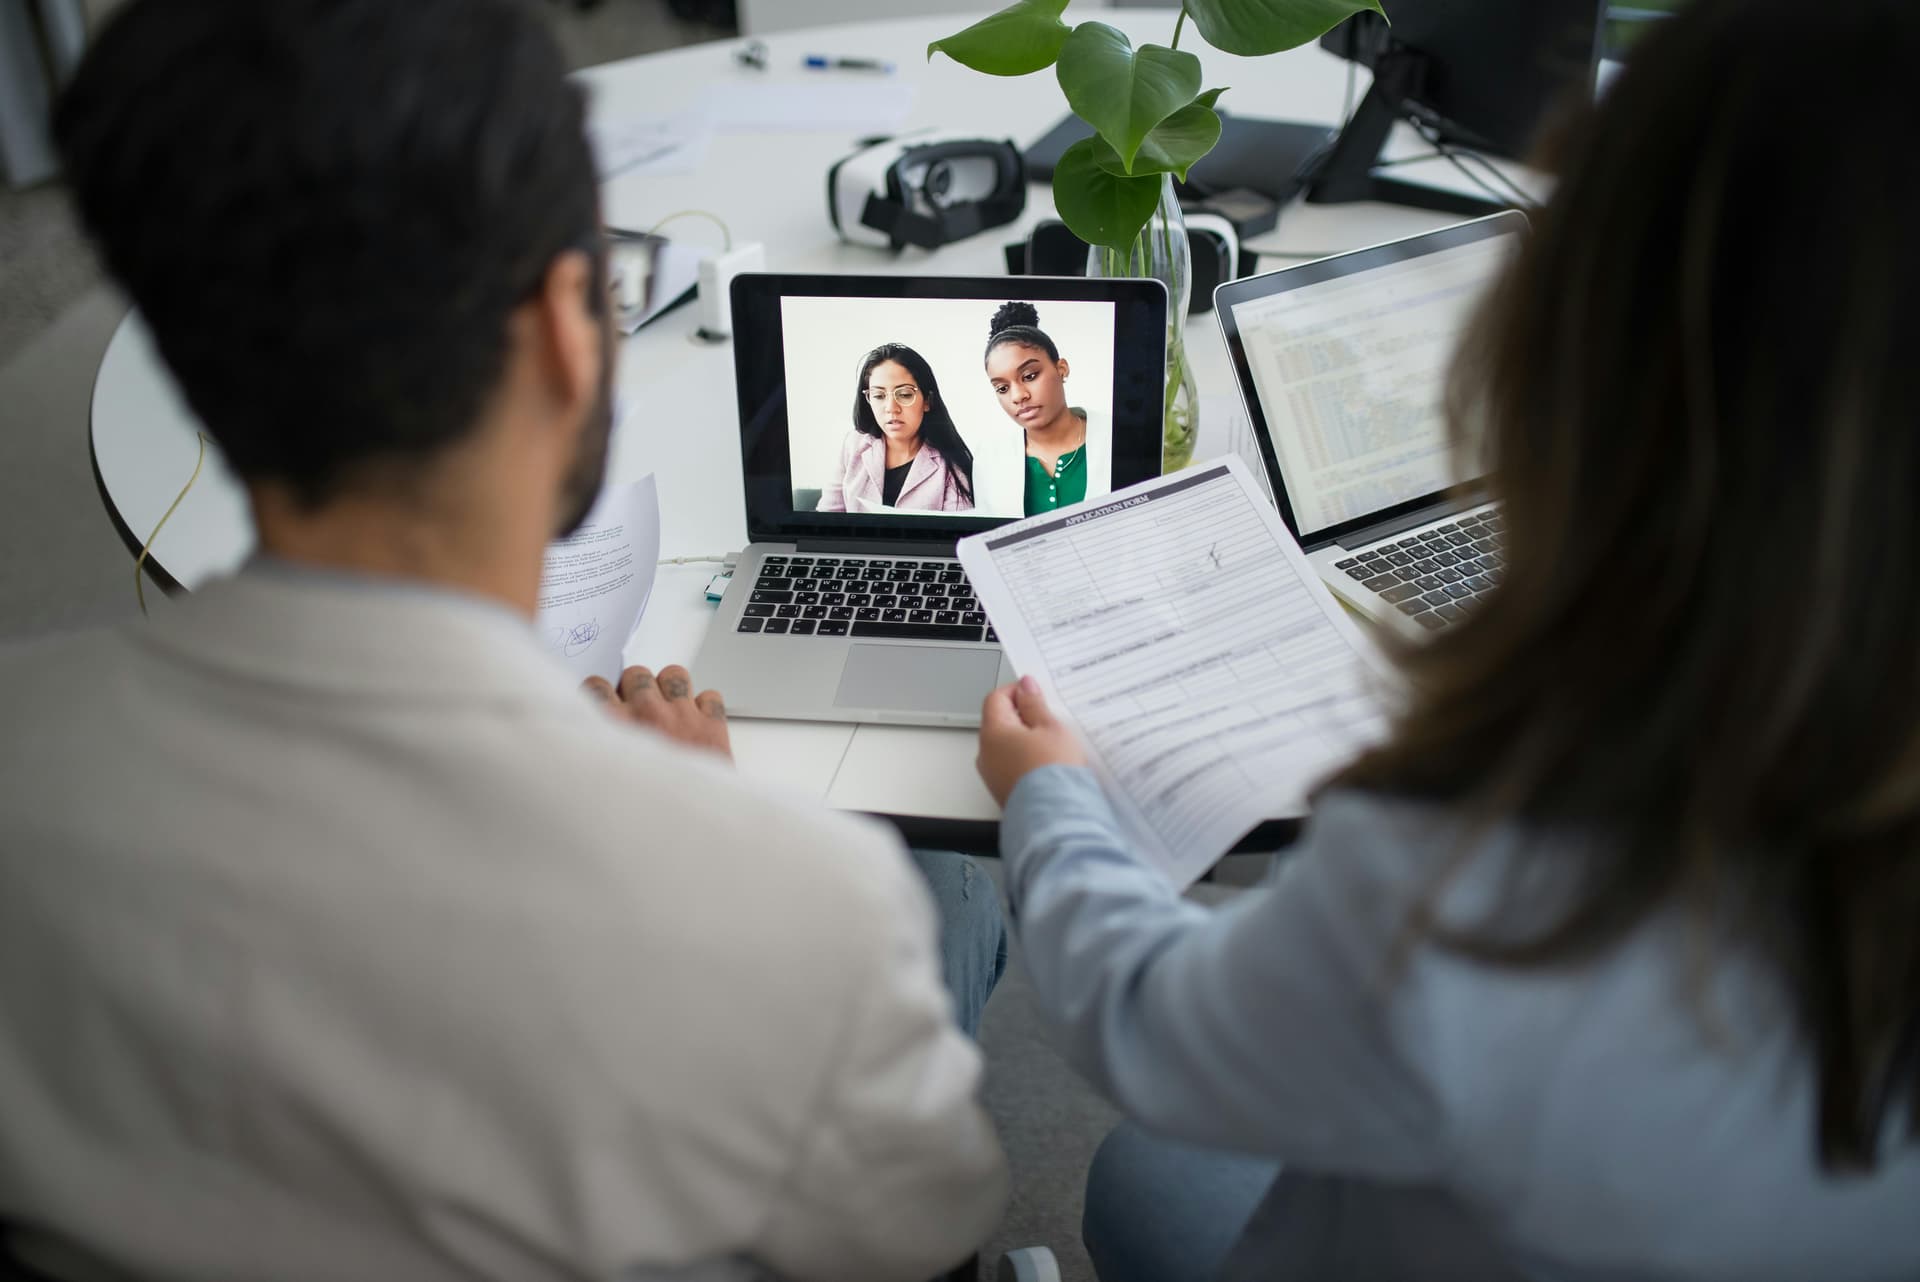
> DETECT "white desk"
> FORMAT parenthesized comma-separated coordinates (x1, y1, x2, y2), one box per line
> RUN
(89, 10, 1511, 836)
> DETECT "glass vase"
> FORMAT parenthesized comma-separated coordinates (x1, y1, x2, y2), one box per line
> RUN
(1086, 172, 1199, 472)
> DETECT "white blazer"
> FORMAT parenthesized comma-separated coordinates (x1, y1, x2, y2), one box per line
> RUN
(0, 568, 1006, 1282)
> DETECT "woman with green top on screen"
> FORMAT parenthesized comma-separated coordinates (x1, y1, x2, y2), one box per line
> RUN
(986, 302, 1088, 515)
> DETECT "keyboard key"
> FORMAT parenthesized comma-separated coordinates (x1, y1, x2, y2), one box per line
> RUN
(952, 596, 977, 612)
(1418, 530, 1444, 541)
(1415, 612, 1445, 631)
(1434, 551, 1460, 566)
(737, 617, 764, 633)
(1444, 582, 1472, 598)
(873, 595, 899, 609)
(908, 609, 935, 624)
(749, 590, 792, 605)
(1472, 556, 1499, 574)
(939, 571, 966, 585)
(855, 607, 881, 621)
(816, 619, 850, 637)
(753, 576, 793, 592)
(921, 583, 948, 598)
(790, 619, 816, 635)
(985, 624, 999, 642)
(1381, 583, 1421, 604)
(775, 604, 799, 618)
(1395, 598, 1426, 616)
(1463, 576, 1492, 593)
(836, 559, 867, 568)
(1360, 573, 1399, 592)
(1386, 552, 1414, 567)
(764, 617, 792, 634)
(763, 555, 788, 565)
(1415, 575, 1443, 591)
(1422, 589, 1452, 606)
(882, 608, 908, 623)
(1434, 603, 1463, 622)
(1446, 533, 1472, 546)
(963, 611, 986, 626)
(822, 592, 847, 606)
(828, 606, 854, 621)
(935, 610, 960, 625)
(1410, 558, 1441, 575)
(850, 621, 986, 642)
(862, 567, 888, 581)
(794, 591, 820, 606)
(912, 570, 939, 583)
(743, 603, 774, 618)
(897, 583, 922, 597)
(1357, 549, 1384, 561)
(803, 605, 829, 619)
(1437, 568, 1463, 583)
(1334, 558, 1360, 570)
(787, 557, 815, 567)
(887, 568, 914, 581)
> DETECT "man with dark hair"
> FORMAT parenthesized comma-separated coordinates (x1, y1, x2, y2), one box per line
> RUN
(0, 1, 1007, 1278)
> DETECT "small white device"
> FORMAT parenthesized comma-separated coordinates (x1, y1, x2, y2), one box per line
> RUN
(696, 242, 765, 341)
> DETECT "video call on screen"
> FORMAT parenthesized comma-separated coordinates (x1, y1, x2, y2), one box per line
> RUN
(780, 295, 1119, 521)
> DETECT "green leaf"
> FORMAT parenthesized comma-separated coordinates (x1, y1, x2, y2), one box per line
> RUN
(1183, 0, 1386, 58)
(926, 0, 1072, 77)
(1089, 87, 1227, 179)
(1053, 137, 1164, 250)
(1054, 23, 1202, 170)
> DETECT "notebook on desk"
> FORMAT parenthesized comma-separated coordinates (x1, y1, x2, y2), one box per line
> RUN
(1214, 211, 1527, 635)
(691, 273, 1168, 728)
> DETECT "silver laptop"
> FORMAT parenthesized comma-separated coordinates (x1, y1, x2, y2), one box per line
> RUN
(1214, 212, 1526, 635)
(693, 272, 1168, 726)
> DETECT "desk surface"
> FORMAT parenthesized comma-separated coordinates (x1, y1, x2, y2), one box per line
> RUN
(89, 9, 1528, 834)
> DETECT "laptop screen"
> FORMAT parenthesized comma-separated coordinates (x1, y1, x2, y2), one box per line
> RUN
(1216, 212, 1526, 545)
(732, 275, 1169, 547)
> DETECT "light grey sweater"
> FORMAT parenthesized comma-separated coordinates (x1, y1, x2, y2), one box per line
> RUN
(1000, 766, 1919, 1281)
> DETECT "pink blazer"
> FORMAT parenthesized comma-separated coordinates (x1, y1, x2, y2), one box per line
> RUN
(815, 431, 974, 513)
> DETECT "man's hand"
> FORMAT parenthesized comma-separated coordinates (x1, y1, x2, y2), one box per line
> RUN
(583, 664, 732, 760)
(977, 675, 1086, 807)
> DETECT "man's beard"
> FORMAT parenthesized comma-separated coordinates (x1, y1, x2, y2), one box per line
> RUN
(553, 319, 616, 539)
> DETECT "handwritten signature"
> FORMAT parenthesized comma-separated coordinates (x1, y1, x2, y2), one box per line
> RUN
(548, 618, 601, 658)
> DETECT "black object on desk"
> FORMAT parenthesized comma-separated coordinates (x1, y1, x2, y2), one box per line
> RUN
(1023, 110, 1337, 209)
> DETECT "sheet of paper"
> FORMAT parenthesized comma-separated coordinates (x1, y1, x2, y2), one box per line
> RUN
(699, 82, 916, 134)
(1200, 392, 1277, 508)
(588, 112, 712, 181)
(959, 456, 1390, 888)
(537, 475, 661, 684)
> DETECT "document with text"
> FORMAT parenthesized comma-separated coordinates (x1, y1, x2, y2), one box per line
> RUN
(537, 475, 660, 685)
(958, 456, 1392, 888)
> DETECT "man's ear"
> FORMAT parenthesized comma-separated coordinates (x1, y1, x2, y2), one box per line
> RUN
(530, 248, 603, 415)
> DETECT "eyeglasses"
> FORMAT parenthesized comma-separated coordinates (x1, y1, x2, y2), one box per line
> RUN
(865, 385, 921, 408)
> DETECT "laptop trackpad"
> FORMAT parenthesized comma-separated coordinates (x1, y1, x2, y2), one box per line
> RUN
(833, 644, 1003, 716)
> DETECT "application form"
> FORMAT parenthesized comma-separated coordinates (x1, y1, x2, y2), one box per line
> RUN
(959, 456, 1391, 887)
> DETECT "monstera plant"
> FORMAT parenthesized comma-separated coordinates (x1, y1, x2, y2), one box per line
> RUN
(930, 0, 1386, 470)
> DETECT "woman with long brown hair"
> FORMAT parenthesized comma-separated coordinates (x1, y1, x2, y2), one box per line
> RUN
(975, 1, 1920, 1278)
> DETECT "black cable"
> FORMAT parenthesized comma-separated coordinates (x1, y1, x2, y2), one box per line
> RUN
(1406, 116, 1542, 211)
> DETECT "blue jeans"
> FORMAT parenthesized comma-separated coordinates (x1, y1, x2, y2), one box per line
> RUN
(907, 849, 1006, 1040)
(1082, 1124, 1278, 1282)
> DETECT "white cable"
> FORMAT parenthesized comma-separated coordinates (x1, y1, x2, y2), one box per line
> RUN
(657, 554, 735, 566)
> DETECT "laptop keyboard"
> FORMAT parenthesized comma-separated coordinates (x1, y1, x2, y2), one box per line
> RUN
(735, 555, 999, 644)
(1333, 509, 1506, 632)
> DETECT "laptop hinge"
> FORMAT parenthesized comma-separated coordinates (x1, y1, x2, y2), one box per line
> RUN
(1337, 492, 1483, 549)
(793, 536, 959, 557)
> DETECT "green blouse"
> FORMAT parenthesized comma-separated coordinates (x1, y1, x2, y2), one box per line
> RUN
(1023, 413, 1090, 515)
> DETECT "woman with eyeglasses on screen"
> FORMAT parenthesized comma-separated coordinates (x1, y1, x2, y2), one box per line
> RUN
(974, 1, 1920, 1279)
(816, 343, 975, 513)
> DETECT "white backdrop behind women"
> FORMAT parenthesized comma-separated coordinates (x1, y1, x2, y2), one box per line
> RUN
(781, 296, 1116, 519)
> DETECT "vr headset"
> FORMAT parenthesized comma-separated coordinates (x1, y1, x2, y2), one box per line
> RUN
(829, 133, 1026, 251)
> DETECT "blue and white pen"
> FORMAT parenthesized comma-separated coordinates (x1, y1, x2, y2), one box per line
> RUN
(803, 54, 896, 73)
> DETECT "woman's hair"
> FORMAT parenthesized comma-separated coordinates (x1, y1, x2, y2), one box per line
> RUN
(985, 300, 1059, 363)
(850, 342, 974, 504)
(1327, 0, 1920, 1170)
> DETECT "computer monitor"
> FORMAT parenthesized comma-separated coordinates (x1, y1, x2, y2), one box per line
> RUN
(1308, 1, 1608, 216)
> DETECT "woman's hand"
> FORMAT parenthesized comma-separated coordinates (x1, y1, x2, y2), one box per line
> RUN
(977, 675, 1087, 807)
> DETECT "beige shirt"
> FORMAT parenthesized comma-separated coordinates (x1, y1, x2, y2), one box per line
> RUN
(0, 568, 1006, 1282)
